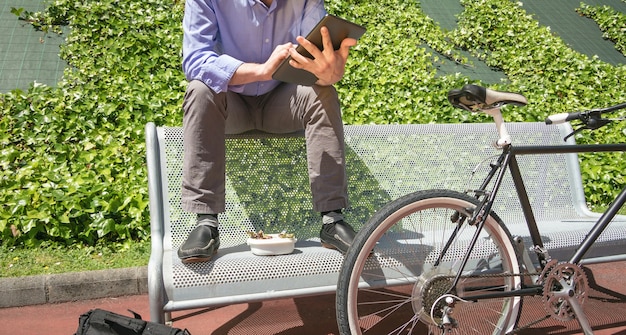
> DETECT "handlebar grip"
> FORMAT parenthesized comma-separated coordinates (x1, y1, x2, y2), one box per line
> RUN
(545, 112, 581, 125)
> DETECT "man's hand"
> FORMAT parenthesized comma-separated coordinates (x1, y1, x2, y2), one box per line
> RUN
(288, 26, 357, 86)
(262, 42, 293, 80)
(230, 42, 293, 85)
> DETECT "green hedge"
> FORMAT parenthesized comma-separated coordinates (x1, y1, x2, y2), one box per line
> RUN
(1, 0, 624, 247)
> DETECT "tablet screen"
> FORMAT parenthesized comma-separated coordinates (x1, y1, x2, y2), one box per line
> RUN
(272, 14, 366, 86)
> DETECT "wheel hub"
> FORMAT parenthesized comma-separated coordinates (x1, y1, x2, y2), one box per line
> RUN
(412, 268, 456, 326)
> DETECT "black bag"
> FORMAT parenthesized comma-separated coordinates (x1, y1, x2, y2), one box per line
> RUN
(74, 309, 191, 335)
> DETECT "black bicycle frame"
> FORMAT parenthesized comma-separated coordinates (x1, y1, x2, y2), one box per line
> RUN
(511, 143, 626, 265)
(445, 142, 626, 296)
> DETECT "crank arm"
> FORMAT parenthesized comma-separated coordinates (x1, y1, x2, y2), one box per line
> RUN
(553, 284, 593, 334)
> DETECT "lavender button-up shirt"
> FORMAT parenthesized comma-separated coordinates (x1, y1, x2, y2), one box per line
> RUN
(182, 0, 326, 96)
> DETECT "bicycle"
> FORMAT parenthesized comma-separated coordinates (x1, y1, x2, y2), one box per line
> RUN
(336, 84, 626, 335)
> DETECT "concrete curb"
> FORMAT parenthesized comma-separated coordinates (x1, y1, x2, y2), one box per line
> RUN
(0, 266, 148, 308)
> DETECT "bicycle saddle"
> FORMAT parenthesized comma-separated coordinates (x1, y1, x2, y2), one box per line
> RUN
(448, 84, 528, 111)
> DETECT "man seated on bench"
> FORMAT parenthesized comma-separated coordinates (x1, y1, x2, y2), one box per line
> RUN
(177, 0, 360, 263)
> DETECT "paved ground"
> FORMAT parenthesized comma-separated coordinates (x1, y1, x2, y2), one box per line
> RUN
(0, 262, 625, 335)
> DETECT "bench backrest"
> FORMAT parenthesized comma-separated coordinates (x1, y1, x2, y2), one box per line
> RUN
(150, 122, 586, 249)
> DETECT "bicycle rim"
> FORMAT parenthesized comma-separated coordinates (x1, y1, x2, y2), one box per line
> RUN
(337, 189, 522, 335)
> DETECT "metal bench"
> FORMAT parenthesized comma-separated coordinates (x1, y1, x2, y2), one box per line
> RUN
(145, 122, 626, 323)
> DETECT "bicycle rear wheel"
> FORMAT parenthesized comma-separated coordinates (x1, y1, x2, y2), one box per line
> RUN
(337, 189, 522, 335)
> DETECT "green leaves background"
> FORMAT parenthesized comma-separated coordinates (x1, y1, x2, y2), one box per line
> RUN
(1, 0, 624, 247)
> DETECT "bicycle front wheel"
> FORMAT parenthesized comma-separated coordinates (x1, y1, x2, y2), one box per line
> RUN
(337, 189, 522, 335)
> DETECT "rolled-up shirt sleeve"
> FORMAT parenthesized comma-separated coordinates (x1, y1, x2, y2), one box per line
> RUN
(182, 0, 243, 94)
(182, 0, 326, 95)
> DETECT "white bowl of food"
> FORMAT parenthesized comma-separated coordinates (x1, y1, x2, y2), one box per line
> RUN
(246, 231, 297, 256)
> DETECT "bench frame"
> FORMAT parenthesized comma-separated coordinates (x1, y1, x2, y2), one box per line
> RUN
(145, 122, 626, 324)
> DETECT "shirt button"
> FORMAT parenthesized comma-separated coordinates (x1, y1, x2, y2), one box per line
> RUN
(265, 38, 270, 43)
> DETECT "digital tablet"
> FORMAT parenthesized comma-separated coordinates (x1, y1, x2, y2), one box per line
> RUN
(271, 14, 366, 86)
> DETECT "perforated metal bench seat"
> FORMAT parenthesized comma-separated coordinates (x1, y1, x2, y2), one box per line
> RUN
(145, 122, 626, 323)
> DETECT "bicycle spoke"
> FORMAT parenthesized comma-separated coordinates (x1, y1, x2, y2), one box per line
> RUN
(337, 190, 522, 335)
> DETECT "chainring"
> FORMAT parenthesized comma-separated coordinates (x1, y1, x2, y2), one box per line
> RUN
(540, 262, 589, 322)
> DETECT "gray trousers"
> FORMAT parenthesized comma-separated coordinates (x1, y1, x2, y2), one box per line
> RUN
(181, 80, 349, 214)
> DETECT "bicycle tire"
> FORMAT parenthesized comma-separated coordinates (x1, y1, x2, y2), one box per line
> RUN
(337, 189, 522, 335)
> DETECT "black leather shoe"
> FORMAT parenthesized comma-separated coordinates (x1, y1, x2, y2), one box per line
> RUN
(178, 225, 220, 263)
(320, 220, 357, 254)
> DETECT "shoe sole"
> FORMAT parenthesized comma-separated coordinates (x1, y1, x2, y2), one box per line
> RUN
(180, 248, 218, 264)
(321, 241, 348, 254)
(181, 256, 212, 264)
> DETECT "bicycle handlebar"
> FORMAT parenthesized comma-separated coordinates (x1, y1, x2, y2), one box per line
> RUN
(544, 112, 582, 125)
(545, 102, 626, 125)
(545, 102, 626, 141)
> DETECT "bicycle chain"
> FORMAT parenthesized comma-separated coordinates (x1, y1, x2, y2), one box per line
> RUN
(420, 271, 543, 334)
(420, 271, 540, 316)
(424, 271, 541, 281)
(422, 263, 589, 334)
